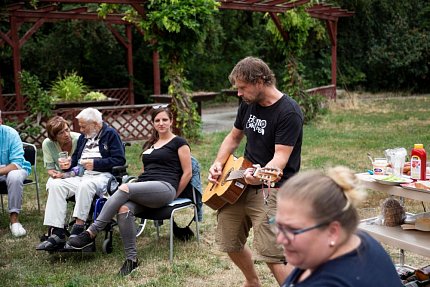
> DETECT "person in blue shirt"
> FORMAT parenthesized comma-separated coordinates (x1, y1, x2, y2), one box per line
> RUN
(275, 166, 403, 287)
(0, 110, 32, 237)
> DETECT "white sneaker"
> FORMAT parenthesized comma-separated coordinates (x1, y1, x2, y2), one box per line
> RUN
(10, 222, 27, 237)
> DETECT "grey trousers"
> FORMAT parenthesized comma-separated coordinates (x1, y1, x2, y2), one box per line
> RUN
(0, 169, 28, 214)
(88, 180, 176, 260)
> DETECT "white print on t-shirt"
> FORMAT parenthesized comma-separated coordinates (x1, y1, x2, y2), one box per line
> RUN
(246, 114, 267, 135)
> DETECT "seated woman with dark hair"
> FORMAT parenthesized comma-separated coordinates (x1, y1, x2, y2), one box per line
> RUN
(38, 116, 80, 242)
(275, 166, 403, 287)
(67, 106, 192, 276)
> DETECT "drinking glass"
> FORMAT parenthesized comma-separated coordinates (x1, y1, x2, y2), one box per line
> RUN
(58, 151, 69, 169)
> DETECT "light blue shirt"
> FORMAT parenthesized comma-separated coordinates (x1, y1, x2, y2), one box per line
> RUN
(0, 124, 32, 175)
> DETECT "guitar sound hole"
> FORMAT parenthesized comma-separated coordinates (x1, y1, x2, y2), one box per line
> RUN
(221, 168, 233, 186)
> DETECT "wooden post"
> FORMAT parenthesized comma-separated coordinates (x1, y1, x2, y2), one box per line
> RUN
(0, 65, 4, 111)
(11, 16, 23, 112)
(126, 25, 134, 105)
(153, 51, 161, 95)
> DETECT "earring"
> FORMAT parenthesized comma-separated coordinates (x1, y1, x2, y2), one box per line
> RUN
(329, 241, 335, 247)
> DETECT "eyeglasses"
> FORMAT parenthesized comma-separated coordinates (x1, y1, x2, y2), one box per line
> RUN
(152, 104, 169, 109)
(268, 217, 330, 242)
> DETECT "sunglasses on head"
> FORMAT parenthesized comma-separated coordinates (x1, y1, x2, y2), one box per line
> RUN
(152, 104, 169, 109)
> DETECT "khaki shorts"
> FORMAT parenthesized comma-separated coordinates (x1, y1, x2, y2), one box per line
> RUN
(215, 187, 285, 263)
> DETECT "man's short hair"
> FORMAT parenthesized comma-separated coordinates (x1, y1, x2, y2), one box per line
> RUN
(229, 56, 276, 87)
(76, 108, 103, 124)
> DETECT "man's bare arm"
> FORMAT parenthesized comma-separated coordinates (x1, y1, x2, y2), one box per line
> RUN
(208, 127, 244, 183)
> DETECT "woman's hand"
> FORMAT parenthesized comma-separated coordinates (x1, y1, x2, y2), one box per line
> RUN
(48, 170, 63, 179)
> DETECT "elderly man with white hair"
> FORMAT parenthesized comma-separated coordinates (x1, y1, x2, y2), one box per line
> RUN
(0, 110, 31, 237)
(37, 108, 126, 251)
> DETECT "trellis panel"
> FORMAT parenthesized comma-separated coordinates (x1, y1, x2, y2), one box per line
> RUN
(2, 104, 156, 147)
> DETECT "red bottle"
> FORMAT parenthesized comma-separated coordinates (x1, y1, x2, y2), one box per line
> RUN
(411, 144, 427, 180)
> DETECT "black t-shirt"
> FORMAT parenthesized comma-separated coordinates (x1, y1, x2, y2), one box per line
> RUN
(234, 94, 303, 185)
(281, 231, 403, 287)
(137, 136, 188, 190)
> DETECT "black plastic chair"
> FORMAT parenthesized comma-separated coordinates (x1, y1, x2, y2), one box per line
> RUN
(0, 142, 41, 212)
(133, 157, 201, 263)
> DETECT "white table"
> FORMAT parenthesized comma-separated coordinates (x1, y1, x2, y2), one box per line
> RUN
(357, 173, 430, 265)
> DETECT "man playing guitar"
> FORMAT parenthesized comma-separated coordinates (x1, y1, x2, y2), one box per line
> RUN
(208, 57, 304, 287)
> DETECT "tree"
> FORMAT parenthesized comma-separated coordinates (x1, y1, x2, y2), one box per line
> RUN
(266, 4, 329, 122)
(99, 0, 220, 140)
(336, 0, 430, 92)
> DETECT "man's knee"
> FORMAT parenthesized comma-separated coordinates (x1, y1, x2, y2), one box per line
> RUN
(47, 178, 66, 191)
(6, 170, 25, 185)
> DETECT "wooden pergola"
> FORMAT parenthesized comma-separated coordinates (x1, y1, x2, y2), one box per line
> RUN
(0, 0, 353, 112)
(218, 1, 354, 99)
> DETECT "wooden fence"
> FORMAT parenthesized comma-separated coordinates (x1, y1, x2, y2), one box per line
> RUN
(0, 88, 128, 112)
(305, 84, 336, 99)
(2, 104, 155, 147)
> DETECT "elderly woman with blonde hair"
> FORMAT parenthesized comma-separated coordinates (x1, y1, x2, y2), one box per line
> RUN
(275, 166, 402, 287)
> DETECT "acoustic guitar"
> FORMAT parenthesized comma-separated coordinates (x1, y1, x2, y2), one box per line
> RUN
(203, 155, 283, 210)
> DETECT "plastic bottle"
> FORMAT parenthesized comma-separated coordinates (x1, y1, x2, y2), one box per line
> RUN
(373, 158, 388, 175)
(410, 144, 427, 180)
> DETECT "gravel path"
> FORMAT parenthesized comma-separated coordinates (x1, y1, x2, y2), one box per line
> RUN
(201, 104, 237, 133)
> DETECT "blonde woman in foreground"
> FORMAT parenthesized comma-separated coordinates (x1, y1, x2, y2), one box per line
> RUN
(275, 166, 402, 287)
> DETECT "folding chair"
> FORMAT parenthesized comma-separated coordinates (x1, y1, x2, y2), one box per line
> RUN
(0, 142, 41, 212)
(134, 156, 202, 263)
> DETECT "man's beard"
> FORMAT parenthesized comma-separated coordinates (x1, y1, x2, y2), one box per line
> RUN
(85, 128, 99, 139)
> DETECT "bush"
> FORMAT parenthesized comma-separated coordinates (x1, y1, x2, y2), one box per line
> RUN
(50, 72, 88, 102)
(288, 87, 327, 123)
(20, 70, 53, 117)
(84, 91, 108, 101)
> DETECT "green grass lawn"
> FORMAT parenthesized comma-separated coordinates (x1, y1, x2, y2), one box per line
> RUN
(1, 92, 430, 286)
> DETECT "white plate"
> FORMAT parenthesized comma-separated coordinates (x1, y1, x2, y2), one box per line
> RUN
(403, 212, 430, 224)
(372, 175, 413, 185)
(400, 181, 430, 192)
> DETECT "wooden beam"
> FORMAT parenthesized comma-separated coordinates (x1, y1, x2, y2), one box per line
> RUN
(19, 19, 46, 48)
(126, 25, 134, 105)
(269, 12, 288, 43)
(10, 10, 129, 24)
(219, 0, 310, 12)
(11, 16, 23, 111)
(106, 23, 128, 48)
(0, 31, 13, 47)
(130, 3, 146, 17)
(219, 2, 288, 13)
(38, 0, 145, 3)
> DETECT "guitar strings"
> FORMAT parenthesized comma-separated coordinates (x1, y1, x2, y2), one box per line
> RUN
(262, 183, 270, 205)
